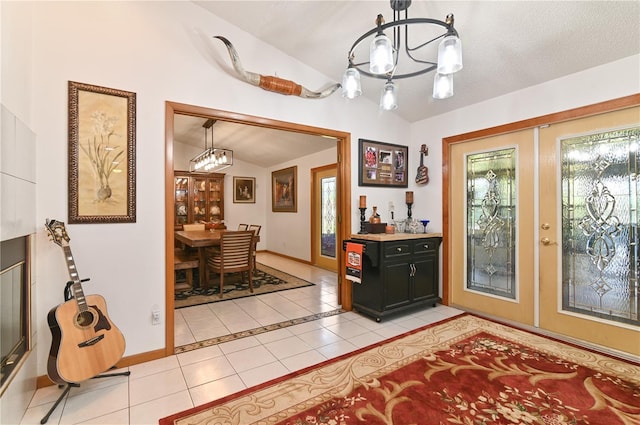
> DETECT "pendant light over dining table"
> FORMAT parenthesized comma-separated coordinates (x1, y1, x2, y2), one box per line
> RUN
(189, 118, 233, 173)
(341, 0, 463, 110)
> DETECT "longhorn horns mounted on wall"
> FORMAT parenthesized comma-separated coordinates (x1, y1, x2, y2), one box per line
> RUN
(214, 36, 341, 99)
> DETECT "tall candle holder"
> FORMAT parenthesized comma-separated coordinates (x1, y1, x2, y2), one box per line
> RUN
(405, 191, 414, 220)
(406, 202, 413, 219)
(358, 207, 368, 234)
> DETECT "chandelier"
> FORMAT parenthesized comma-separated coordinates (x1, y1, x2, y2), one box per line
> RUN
(189, 119, 233, 173)
(341, 0, 463, 110)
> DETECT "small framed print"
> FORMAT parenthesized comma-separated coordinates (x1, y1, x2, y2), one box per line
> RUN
(358, 139, 408, 187)
(233, 176, 256, 203)
(272, 166, 297, 212)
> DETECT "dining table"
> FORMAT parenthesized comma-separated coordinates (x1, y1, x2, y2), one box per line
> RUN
(174, 229, 260, 290)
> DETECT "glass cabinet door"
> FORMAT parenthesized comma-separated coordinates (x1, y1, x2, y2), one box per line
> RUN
(208, 178, 223, 222)
(174, 176, 189, 226)
(192, 177, 207, 223)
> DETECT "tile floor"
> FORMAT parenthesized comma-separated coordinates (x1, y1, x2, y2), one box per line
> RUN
(20, 252, 463, 425)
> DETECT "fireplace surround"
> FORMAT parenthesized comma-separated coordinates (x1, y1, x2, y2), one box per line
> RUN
(0, 235, 31, 395)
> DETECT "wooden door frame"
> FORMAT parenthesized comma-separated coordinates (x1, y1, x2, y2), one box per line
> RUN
(441, 94, 640, 306)
(164, 101, 352, 356)
(311, 164, 338, 271)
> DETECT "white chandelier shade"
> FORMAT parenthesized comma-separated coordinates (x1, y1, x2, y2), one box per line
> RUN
(437, 35, 463, 74)
(341, 67, 362, 99)
(369, 33, 394, 75)
(432, 73, 454, 99)
(380, 80, 398, 110)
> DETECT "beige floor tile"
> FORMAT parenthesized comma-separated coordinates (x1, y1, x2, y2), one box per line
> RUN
(129, 368, 187, 407)
(238, 361, 289, 388)
(129, 390, 193, 425)
(189, 375, 247, 407)
(181, 355, 236, 388)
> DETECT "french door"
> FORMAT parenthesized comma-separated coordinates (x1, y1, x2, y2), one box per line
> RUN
(447, 103, 639, 356)
(311, 164, 338, 272)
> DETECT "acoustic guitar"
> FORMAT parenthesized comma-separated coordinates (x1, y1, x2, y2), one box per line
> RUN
(44, 219, 126, 384)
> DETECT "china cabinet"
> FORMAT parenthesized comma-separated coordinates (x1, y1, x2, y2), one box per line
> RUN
(174, 171, 224, 227)
(348, 233, 442, 321)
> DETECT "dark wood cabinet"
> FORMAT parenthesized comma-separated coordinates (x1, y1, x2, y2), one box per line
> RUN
(174, 171, 225, 228)
(350, 235, 442, 321)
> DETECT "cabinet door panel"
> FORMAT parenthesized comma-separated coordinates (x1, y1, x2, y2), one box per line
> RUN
(413, 255, 437, 301)
(384, 262, 411, 309)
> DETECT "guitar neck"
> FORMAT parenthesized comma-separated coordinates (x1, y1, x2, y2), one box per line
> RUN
(62, 245, 89, 312)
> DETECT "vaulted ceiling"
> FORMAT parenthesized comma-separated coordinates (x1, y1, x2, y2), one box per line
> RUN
(175, 1, 639, 166)
(196, 1, 640, 123)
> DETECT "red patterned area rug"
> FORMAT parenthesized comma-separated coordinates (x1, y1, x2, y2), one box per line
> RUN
(159, 314, 640, 425)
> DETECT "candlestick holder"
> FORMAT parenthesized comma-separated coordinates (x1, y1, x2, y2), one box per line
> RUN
(406, 202, 413, 219)
(358, 207, 368, 234)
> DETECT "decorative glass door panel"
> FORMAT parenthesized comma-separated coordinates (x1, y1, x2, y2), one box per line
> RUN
(313, 166, 338, 272)
(560, 127, 639, 326)
(450, 129, 536, 325)
(321, 176, 336, 259)
(538, 106, 639, 355)
(466, 148, 517, 300)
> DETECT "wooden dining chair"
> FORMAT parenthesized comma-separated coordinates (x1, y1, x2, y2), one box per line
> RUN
(206, 230, 254, 297)
(174, 248, 199, 292)
(248, 225, 262, 272)
(237, 223, 249, 231)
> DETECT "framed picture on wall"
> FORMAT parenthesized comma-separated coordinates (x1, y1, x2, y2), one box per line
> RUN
(233, 176, 256, 203)
(68, 81, 136, 223)
(272, 166, 297, 212)
(358, 138, 408, 187)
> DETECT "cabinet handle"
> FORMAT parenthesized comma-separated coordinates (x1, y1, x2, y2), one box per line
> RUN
(409, 263, 416, 277)
(397, 247, 402, 252)
(423, 244, 430, 249)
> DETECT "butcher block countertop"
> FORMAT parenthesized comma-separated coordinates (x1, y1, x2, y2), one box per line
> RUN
(351, 232, 442, 242)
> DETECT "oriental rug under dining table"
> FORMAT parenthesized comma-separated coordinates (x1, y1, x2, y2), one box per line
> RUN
(160, 313, 640, 425)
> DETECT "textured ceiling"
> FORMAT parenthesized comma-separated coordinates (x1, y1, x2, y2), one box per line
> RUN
(175, 1, 639, 166)
(196, 1, 640, 123)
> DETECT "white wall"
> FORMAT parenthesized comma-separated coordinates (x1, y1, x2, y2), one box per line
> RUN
(266, 147, 336, 260)
(15, 0, 409, 381)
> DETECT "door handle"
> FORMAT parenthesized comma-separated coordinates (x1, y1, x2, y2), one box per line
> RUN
(540, 237, 557, 246)
(541, 223, 550, 230)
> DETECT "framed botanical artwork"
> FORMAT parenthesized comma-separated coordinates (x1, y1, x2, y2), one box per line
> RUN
(272, 166, 297, 212)
(233, 176, 256, 203)
(68, 81, 136, 223)
(358, 138, 408, 187)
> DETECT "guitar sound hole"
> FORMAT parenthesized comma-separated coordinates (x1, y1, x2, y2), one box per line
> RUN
(76, 310, 95, 327)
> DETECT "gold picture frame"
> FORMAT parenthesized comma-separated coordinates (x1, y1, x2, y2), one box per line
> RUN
(233, 176, 256, 203)
(271, 166, 297, 212)
(68, 81, 136, 223)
